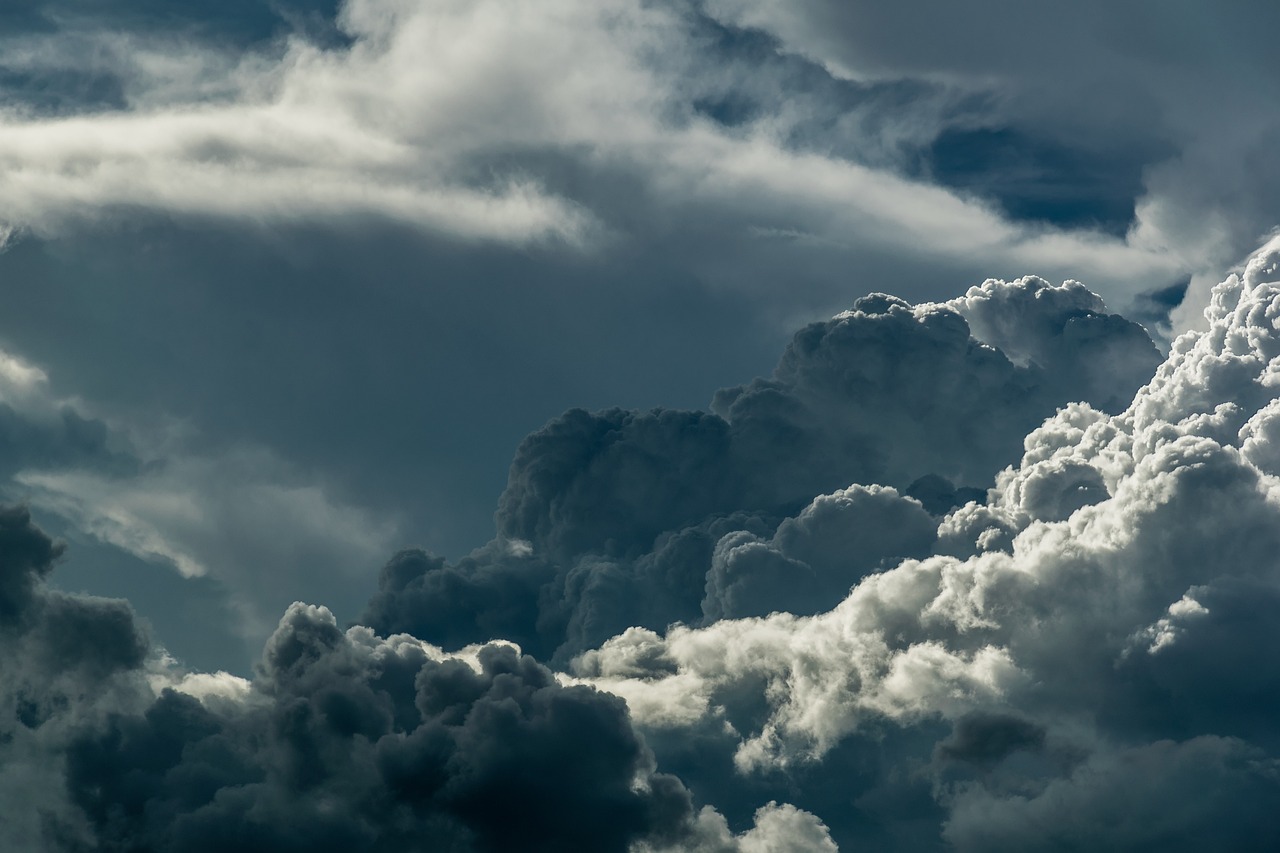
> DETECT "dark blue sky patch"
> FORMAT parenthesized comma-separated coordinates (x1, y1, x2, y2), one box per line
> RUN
(1127, 278, 1191, 341)
(917, 127, 1159, 236)
(0, 66, 127, 115)
(5, 0, 346, 46)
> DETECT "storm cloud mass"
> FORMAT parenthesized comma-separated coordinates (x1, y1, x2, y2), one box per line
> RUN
(4, 1, 1280, 851)
(8, 243, 1280, 849)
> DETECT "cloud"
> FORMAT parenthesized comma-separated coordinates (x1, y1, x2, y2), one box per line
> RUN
(570, 237, 1280, 847)
(7, 5, 1280, 849)
(0, 503, 838, 852)
(0, 345, 135, 481)
(0, 506, 153, 850)
(0, 0, 1193, 305)
(701, 0, 1280, 318)
(9, 239, 1280, 848)
(942, 737, 1280, 852)
(362, 274, 1158, 661)
(16, 450, 399, 645)
(0, 338, 397, 653)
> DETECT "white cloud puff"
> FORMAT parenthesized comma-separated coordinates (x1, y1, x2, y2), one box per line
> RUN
(575, 237, 1280, 844)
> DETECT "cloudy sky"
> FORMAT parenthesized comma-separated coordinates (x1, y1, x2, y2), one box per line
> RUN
(4, 1, 1280, 850)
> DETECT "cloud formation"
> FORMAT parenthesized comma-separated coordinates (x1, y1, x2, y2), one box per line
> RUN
(0, 504, 833, 852)
(576, 237, 1280, 847)
(362, 274, 1159, 661)
(9, 232, 1280, 849)
(702, 0, 1280, 312)
(0, 338, 397, 653)
(0, 0, 1192, 306)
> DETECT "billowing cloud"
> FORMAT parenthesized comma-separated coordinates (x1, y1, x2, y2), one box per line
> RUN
(362, 274, 1158, 661)
(0, 504, 832, 852)
(5, 4, 1280, 849)
(7, 239, 1280, 849)
(574, 237, 1280, 847)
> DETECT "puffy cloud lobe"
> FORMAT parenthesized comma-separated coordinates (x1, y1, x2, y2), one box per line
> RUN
(63, 601, 836, 853)
(0, 506, 151, 851)
(947, 276, 1163, 413)
(573, 239, 1280, 848)
(67, 606, 685, 852)
(702, 485, 936, 620)
(0, 509, 836, 852)
(365, 275, 1157, 662)
(711, 280, 1151, 503)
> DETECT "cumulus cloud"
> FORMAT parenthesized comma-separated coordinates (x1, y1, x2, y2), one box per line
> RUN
(11, 240, 1280, 848)
(0, 506, 153, 850)
(572, 237, 1280, 847)
(362, 274, 1158, 661)
(0, 507, 831, 852)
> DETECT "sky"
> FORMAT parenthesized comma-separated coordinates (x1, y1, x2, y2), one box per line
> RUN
(3, 1, 1280, 850)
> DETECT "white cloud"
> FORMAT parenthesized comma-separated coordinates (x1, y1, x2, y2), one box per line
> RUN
(574, 236, 1280, 808)
(699, 0, 1280, 321)
(0, 0, 1189, 304)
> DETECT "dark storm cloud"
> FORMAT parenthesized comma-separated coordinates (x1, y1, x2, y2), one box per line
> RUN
(363, 275, 1159, 661)
(2, 4, 1279, 848)
(0, 506, 151, 848)
(1, 505, 827, 852)
(9, 246, 1280, 849)
(65, 608, 697, 853)
(701, 485, 937, 621)
(0, 0, 1204, 667)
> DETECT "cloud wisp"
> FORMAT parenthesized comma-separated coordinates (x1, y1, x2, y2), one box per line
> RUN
(0, 0, 1191, 305)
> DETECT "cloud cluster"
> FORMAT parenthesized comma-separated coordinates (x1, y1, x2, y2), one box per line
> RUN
(10, 238, 1280, 849)
(0, 503, 834, 852)
(362, 274, 1158, 661)
(575, 238, 1280, 847)
(0, 505, 152, 850)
